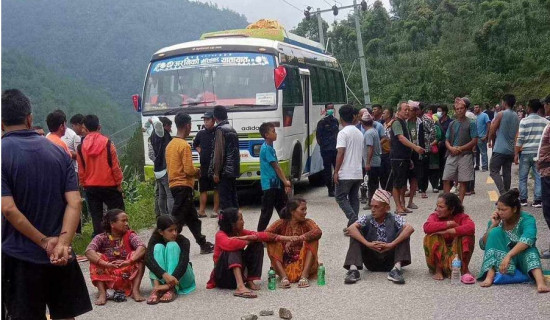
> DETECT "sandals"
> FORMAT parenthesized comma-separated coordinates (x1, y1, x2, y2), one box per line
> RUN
(279, 277, 291, 289)
(159, 289, 176, 303)
(421, 193, 428, 199)
(461, 273, 476, 285)
(146, 290, 161, 305)
(233, 290, 257, 299)
(298, 277, 310, 288)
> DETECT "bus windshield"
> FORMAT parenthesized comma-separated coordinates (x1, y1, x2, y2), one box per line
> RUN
(142, 52, 277, 115)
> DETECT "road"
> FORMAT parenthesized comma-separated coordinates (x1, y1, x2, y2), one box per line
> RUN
(78, 167, 550, 320)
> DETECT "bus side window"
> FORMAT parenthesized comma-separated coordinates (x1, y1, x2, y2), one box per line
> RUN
(326, 70, 336, 103)
(310, 67, 320, 104)
(282, 67, 302, 106)
(318, 68, 328, 103)
(333, 70, 345, 103)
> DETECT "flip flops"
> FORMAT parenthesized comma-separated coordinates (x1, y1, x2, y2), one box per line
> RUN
(279, 277, 291, 289)
(298, 277, 310, 288)
(233, 290, 257, 299)
(461, 273, 476, 284)
(159, 290, 176, 303)
(146, 290, 161, 305)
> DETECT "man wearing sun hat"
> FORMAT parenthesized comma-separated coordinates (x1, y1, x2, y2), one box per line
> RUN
(343, 189, 415, 285)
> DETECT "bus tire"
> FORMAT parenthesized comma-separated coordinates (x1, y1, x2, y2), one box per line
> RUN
(290, 145, 301, 182)
(307, 171, 325, 187)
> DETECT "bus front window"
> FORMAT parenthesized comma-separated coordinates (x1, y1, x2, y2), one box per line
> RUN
(142, 52, 277, 115)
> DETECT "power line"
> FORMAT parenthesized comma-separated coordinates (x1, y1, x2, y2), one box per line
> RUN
(280, 0, 303, 12)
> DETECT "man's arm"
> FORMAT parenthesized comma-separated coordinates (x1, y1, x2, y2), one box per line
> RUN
(365, 145, 374, 171)
(1, 196, 48, 248)
(487, 112, 502, 148)
(50, 190, 82, 265)
(397, 135, 424, 154)
(390, 223, 414, 247)
(212, 129, 224, 181)
(347, 222, 373, 248)
(515, 121, 526, 164)
(333, 147, 345, 185)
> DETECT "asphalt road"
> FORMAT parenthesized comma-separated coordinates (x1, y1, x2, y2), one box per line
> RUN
(78, 166, 550, 320)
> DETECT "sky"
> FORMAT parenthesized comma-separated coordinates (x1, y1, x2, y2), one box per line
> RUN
(195, 0, 393, 30)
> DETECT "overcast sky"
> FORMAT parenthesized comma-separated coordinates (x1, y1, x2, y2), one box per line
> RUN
(195, 0, 392, 30)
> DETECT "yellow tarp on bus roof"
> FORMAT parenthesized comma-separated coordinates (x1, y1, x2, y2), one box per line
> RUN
(200, 19, 286, 41)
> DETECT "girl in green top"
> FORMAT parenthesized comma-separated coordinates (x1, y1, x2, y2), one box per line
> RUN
(478, 189, 549, 293)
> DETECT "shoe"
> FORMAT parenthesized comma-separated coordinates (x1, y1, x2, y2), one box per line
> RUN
(200, 242, 214, 254)
(542, 249, 550, 259)
(450, 187, 456, 193)
(387, 268, 405, 284)
(328, 190, 335, 197)
(210, 212, 219, 218)
(432, 188, 439, 193)
(481, 168, 488, 172)
(532, 201, 542, 208)
(520, 199, 528, 206)
(360, 197, 368, 204)
(407, 203, 418, 210)
(344, 269, 361, 284)
(363, 204, 371, 210)
(474, 167, 480, 171)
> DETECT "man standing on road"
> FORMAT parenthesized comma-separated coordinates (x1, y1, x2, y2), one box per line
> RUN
(77, 114, 125, 237)
(334, 105, 364, 230)
(390, 102, 424, 215)
(343, 189, 414, 285)
(316, 102, 339, 197)
(46, 110, 71, 156)
(488, 94, 520, 195)
(437, 105, 453, 189)
(209, 105, 240, 209)
(150, 116, 174, 216)
(166, 112, 214, 254)
(515, 99, 549, 207)
(474, 104, 491, 172)
(193, 111, 219, 218)
(537, 117, 550, 258)
(442, 98, 478, 202)
(2, 89, 92, 319)
(361, 111, 382, 208)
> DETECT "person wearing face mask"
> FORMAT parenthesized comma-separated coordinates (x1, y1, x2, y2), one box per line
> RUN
(316, 103, 339, 197)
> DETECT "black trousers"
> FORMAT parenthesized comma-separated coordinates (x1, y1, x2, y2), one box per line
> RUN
(214, 242, 264, 289)
(418, 157, 440, 192)
(218, 177, 239, 210)
(257, 188, 288, 231)
(343, 236, 411, 271)
(542, 176, 550, 231)
(85, 186, 125, 237)
(380, 153, 392, 191)
(321, 149, 337, 193)
(170, 186, 206, 246)
(367, 166, 381, 203)
(438, 146, 447, 189)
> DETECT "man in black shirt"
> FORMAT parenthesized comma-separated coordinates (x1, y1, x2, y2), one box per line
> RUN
(316, 103, 339, 197)
(193, 111, 219, 218)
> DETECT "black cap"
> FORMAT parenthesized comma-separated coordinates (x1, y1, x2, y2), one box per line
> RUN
(201, 111, 213, 119)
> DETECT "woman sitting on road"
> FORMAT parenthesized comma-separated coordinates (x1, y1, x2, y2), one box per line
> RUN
(478, 189, 549, 293)
(145, 215, 196, 304)
(423, 193, 475, 283)
(265, 197, 323, 289)
(85, 209, 146, 305)
(206, 207, 273, 298)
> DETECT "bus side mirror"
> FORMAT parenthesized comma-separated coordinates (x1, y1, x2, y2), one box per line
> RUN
(274, 66, 287, 90)
(132, 94, 142, 112)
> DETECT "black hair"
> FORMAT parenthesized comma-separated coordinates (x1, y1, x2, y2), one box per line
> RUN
(218, 207, 240, 236)
(159, 116, 172, 127)
(438, 193, 464, 216)
(418, 101, 427, 111)
(439, 105, 449, 113)
(174, 112, 191, 129)
(46, 110, 67, 132)
(259, 122, 275, 139)
(33, 125, 43, 130)
(502, 94, 516, 108)
(383, 106, 394, 118)
(498, 188, 522, 214)
(70, 114, 85, 125)
(84, 114, 100, 132)
(324, 103, 334, 109)
(528, 99, 543, 113)
(372, 104, 382, 110)
(338, 104, 356, 123)
(213, 105, 228, 121)
(543, 94, 550, 104)
(362, 119, 374, 127)
(102, 208, 125, 234)
(1, 89, 32, 126)
(156, 215, 177, 232)
(280, 197, 307, 220)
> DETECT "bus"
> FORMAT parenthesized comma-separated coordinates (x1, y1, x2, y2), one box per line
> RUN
(133, 23, 348, 192)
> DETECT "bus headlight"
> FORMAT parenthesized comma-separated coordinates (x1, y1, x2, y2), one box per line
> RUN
(252, 144, 262, 157)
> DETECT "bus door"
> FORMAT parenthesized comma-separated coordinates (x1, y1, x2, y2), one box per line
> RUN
(299, 68, 312, 173)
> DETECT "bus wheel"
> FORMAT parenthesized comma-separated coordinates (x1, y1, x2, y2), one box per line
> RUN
(307, 172, 325, 187)
(291, 145, 301, 181)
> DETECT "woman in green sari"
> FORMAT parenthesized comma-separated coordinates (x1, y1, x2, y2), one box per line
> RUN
(478, 189, 549, 293)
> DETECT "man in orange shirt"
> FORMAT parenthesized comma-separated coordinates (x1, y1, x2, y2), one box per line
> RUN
(76, 114, 125, 236)
(165, 112, 213, 254)
(46, 110, 71, 157)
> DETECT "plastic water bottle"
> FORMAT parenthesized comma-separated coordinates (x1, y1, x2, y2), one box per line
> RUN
(451, 254, 462, 285)
(317, 263, 326, 286)
(268, 267, 276, 290)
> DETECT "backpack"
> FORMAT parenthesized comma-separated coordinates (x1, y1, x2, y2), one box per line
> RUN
(77, 136, 113, 169)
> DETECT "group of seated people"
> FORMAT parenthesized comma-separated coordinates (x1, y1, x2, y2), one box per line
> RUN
(84, 189, 549, 306)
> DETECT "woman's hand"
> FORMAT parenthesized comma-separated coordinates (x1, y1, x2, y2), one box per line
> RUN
(490, 211, 501, 228)
(499, 255, 511, 274)
(162, 273, 179, 287)
(233, 235, 254, 241)
(446, 221, 459, 229)
(117, 259, 133, 268)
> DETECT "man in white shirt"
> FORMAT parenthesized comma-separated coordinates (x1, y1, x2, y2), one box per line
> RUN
(62, 126, 81, 172)
(334, 105, 365, 231)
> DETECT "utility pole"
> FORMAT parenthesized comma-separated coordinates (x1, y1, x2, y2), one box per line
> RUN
(304, 1, 371, 107)
(317, 8, 325, 48)
(353, 0, 371, 106)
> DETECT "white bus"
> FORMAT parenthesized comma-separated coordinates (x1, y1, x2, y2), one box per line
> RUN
(133, 25, 347, 190)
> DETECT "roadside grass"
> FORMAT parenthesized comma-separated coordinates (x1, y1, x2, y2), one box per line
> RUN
(72, 180, 156, 254)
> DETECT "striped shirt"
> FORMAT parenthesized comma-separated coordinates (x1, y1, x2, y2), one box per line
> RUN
(516, 113, 549, 154)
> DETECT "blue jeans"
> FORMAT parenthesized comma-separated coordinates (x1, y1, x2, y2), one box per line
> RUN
(518, 153, 541, 201)
(335, 179, 362, 226)
(477, 140, 488, 170)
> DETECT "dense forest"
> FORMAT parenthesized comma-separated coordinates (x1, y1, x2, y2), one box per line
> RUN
(292, 0, 550, 106)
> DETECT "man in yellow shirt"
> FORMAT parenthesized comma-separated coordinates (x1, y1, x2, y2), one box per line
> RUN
(165, 112, 214, 254)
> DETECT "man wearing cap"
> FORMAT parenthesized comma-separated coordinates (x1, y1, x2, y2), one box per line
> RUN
(150, 116, 173, 216)
(193, 111, 219, 218)
(316, 103, 339, 197)
(361, 110, 382, 208)
(343, 189, 414, 285)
